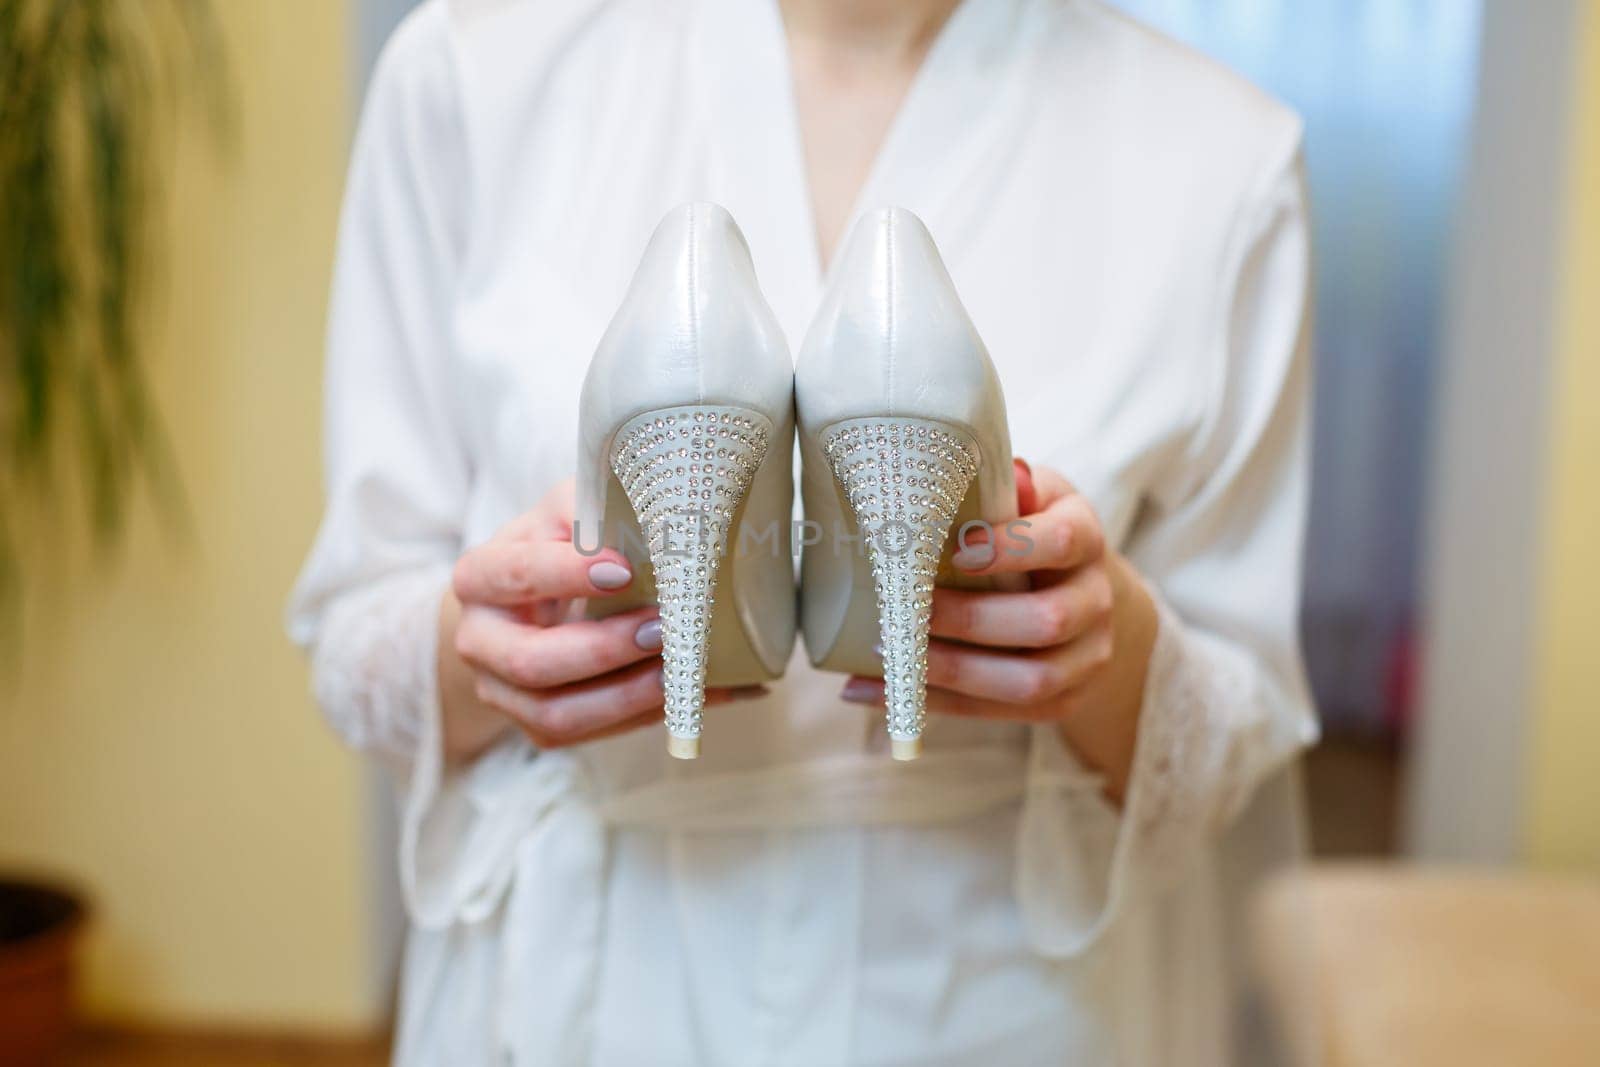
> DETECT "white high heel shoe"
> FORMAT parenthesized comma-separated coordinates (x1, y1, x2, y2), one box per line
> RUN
(577, 204, 796, 759)
(796, 208, 1018, 760)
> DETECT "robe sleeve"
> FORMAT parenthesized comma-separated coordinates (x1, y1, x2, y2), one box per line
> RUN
(1017, 140, 1318, 956)
(285, 3, 469, 781)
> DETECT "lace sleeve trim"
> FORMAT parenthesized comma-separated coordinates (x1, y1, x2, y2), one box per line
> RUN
(1017, 591, 1288, 957)
(1127, 595, 1275, 883)
(308, 566, 451, 769)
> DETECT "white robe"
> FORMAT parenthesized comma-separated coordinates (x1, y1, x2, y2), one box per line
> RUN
(288, 0, 1319, 1063)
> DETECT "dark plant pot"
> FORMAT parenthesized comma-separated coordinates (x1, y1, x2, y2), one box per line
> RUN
(0, 878, 87, 1066)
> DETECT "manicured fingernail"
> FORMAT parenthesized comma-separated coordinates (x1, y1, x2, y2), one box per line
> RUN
(589, 560, 632, 590)
(840, 678, 883, 704)
(951, 543, 995, 571)
(1014, 457, 1032, 477)
(634, 619, 662, 650)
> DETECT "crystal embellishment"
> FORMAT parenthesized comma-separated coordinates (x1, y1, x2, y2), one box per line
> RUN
(610, 405, 771, 754)
(822, 417, 980, 756)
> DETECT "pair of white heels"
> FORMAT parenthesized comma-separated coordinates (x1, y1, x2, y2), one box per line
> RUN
(577, 204, 1016, 761)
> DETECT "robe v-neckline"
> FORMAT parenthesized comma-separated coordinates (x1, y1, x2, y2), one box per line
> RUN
(691, 0, 1032, 349)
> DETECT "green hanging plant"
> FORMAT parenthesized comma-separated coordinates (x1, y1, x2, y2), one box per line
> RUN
(0, 0, 229, 622)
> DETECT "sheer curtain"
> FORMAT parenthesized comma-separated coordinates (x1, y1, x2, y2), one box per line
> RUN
(1112, 0, 1484, 731)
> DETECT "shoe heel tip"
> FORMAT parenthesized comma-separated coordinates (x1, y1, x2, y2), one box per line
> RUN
(668, 735, 701, 760)
(890, 737, 922, 761)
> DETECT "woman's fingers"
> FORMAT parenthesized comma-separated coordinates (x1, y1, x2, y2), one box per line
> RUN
(455, 604, 662, 690)
(923, 628, 1114, 705)
(838, 638, 1109, 719)
(476, 659, 666, 746)
(542, 685, 766, 747)
(476, 661, 769, 749)
(951, 490, 1104, 576)
(1013, 458, 1038, 515)
(929, 566, 1114, 648)
(923, 641, 1065, 705)
(1023, 463, 1077, 511)
(453, 537, 634, 606)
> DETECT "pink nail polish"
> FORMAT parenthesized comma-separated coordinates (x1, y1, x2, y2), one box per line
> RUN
(951, 542, 995, 571)
(589, 560, 632, 590)
(634, 618, 663, 650)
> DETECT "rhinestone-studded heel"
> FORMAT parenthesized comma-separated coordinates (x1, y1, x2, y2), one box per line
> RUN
(796, 207, 1018, 760)
(577, 203, 796, 761)
(822, 418, 979, 760)
(609, 405, 773, 759)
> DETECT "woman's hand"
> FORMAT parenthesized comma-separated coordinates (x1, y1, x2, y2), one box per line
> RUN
(438, 479, 761, 763)
(841, 461, 1159, 800)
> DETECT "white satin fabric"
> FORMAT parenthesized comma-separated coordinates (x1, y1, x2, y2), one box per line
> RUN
(288, 0, 1319, 1063)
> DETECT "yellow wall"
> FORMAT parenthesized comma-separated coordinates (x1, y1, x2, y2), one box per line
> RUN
(1526, 1, 1600, 870)
(0, 1, 377, 1028)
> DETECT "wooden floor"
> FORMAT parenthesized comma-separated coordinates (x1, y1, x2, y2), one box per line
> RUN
(65, 1030, 389, 1067)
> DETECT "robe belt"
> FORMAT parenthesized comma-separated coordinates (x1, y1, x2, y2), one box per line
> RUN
(402, 740, 1106, 1063)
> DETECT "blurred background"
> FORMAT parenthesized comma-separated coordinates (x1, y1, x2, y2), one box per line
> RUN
(0, 0, 1595, 1063)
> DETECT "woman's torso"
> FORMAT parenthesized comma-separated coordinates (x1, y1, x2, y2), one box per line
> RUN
(399, 0, 1297, 1061)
